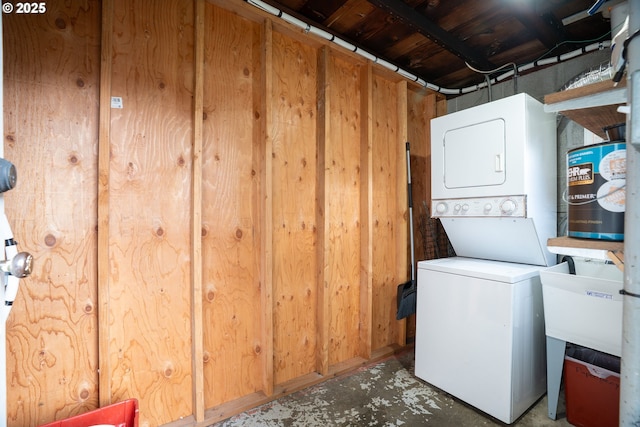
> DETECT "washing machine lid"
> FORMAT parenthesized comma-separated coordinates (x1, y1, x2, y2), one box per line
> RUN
(417, 257, 543, 283)
(439, 217, 554, 267)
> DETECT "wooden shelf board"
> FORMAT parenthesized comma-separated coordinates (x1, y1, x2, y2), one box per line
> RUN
(544, 79, 626, 105)
(548, 236, 623, 251)
(548, 236, 624, 261)
(544, 80, 627, 139)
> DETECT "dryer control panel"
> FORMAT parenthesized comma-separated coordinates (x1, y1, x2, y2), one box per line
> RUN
(432, 195, 527, 218)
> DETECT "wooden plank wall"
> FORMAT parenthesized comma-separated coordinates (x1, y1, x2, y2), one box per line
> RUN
(201, 4, 264, 408)
(3, 0, 444, 426)
(371, 75, 402, 350)
(325, 55, 362, 367)
(106, 1, 195, 425)
(271, 31, 319, 386)
(3, 1, 101, 425)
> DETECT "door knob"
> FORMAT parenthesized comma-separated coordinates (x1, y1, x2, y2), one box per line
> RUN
(0, 252, 33, 278)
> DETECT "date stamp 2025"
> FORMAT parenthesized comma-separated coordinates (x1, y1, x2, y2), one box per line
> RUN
(2, 2, 47, 14)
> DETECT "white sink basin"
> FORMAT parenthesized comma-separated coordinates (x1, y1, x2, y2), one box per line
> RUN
(541, 259, 623, 356)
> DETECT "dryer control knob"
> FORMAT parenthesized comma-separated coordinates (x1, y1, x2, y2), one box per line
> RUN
(484, 203, 492, 212)
(501, 199, 516, 214)
(436, 202, 447, 214)
(462, 204, 469, 212)
(453, 204, 461, 212)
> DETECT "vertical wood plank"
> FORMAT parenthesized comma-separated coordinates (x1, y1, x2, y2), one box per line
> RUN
(108, 1, 194, 424)
(271, 32, 318, 385)
(191, 0, 205, 421)
(407, 87, 437, 261)
(99, 0, 114, 408)
(405, 86, 436, 341)
(396, 81, 408, 346)
(201, 4, 263, 407)
(359, 63, 373, 359)
(316, 46, 329, 376)
(370, 74, 400, 351)
(407, 87, 433, 221)
(271, 33, 318, 384)
(326, 54, 362, 366)
(259, 18, 275, 398)
(4, 0, 101, 423)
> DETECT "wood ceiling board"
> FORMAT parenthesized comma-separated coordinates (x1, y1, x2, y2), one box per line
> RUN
(488, 39, 548, 68)
(323, 0, 376, 31)
(513, 9, 566, 49)
(433, 0, 502, 32)
(370, 0, 496, 69)
(397, 40, 460, 67)
(341, 6, 397, 43)
(460, 16, 531, 58)
(361, 19, 421, 55)
(417, 0, 465, 20)
(436, 68, 484, 89)
(273, 0, 307, 10)
(299, 0, 352, 22)
(384, 32, 433, 59)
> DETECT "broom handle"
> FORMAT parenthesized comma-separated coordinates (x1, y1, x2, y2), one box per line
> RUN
(406, 142, 415, 282)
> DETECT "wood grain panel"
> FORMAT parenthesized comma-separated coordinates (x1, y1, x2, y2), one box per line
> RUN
(3, 1, 101, 425)
(358, 63, 373, 359)
(324, 0, 376, 31)
(271, 32, 319, 385)
(544, 80, 625, 138)
(98, 0, 114, 407)
(326, 55, 361, 365)
(370, 74, 400, 351)
(316, 46, 330, 376)
(405, 87, 440, 340)
(408, 87, 434, 263)
(259, 19, 275, 398)
(395, 81, 408, 347)
(191, 0, 205, 421)
(201, 4, 263, 407)
(410, 91, 451, 262)
(108, 1, 194, 425)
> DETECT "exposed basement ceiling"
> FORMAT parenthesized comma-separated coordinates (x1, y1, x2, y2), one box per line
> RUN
(254, 0, 618, 94)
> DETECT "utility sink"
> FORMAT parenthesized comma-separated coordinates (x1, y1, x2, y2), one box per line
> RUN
(541, 259, 623, 357)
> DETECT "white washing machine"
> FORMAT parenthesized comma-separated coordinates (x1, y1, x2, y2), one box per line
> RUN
(415, 93, 557, 423)
(415, 257, 547, 424)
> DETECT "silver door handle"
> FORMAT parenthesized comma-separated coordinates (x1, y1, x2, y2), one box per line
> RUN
(0, 252, 33, 278)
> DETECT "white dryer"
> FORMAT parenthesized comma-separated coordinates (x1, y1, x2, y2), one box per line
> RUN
(430, 93, 557, 266)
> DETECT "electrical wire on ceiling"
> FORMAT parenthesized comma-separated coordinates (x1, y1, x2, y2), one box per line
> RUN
(465, 61, 519, 101)
(464, 29, 612, 97)
(245, 0, 612, 96)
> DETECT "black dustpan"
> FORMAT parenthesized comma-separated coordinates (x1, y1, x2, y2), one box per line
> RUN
(397, 142, 416, 320)
(396, 278, 416, 320)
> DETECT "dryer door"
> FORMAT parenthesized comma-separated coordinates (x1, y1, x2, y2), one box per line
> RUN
(444, 118, 506, 189)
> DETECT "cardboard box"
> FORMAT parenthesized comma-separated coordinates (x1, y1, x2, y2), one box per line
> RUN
(564, 355, 619, 427)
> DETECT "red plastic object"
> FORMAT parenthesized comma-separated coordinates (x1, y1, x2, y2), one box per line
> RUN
(564, 356, 620, 427)
(39, 399, 139, 427)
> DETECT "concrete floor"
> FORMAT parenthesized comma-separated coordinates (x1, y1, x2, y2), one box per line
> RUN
(214, 348, 576, 426)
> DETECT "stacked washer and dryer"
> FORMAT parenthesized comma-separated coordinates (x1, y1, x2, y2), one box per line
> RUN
(414, 93, 557, 424)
